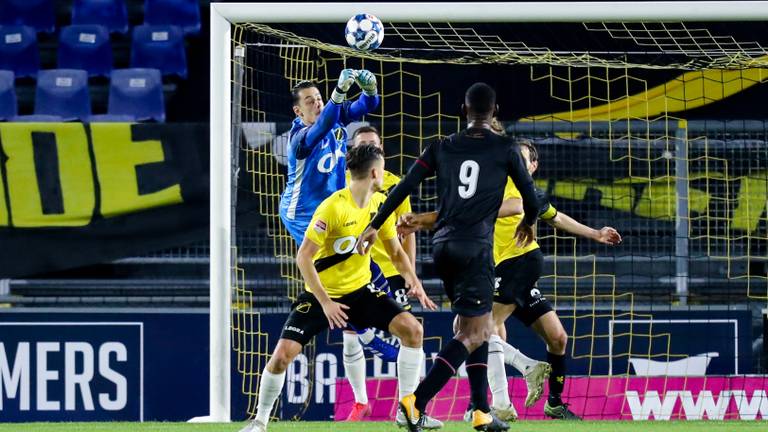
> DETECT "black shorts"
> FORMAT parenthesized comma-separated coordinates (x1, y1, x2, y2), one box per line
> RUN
(386, 275, 412, 311)
(494, 248, 553, 326)
(433, 240, 494, 317)
(280, 284, 406, 345)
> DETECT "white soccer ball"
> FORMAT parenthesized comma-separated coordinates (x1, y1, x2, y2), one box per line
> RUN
(345, 13, 384, 51)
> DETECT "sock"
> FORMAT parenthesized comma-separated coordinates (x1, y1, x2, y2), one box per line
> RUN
(499, 338, 538, 375)
(255, 369, 286, 425)
(487, 335, 511, 408)
(343, 332, 368, 404)
(397, 345, 423, 399)
(414, 338, 469, 413)
(547, 351, 566, 406)
(466, 342, 490, 413)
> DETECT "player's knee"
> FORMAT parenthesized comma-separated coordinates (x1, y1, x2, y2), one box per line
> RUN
(549, 330, 567, 354)
(268, 344, 299, 373)
(391, 313, 422, 347)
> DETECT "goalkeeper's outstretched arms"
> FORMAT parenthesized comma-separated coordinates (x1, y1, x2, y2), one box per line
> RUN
(343, 69, 381, 123)
(293, 69, 359, 156)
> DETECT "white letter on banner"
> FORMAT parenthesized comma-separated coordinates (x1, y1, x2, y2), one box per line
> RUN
(65, 342, 95, 411)
(625, 390, 678, 420)
(731, 390, 768, 420)
(287, 353, 309, 404)
(0, 342, 30, 410)
(678, 390, 730, 420)
(98, 342, 127, 411)
(314, 353, 337, 403)
(36, 342, 60, 411)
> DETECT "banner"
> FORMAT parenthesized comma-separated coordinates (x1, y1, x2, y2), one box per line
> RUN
(0, 123, 210, 278)
(335, 376, 768, 421)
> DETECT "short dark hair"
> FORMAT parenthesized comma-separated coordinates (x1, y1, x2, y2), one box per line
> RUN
(465, 82, 496, 116)
(351, 125, 381, 143)
(291, 80, 319, 106)
(517, 138, 538, 163)
(346, 143, 384, 179)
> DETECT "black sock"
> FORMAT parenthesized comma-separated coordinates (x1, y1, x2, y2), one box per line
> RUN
(466, 342, 490, 413)
(414, 338, 469, 413)
(547, 351, 566, 406)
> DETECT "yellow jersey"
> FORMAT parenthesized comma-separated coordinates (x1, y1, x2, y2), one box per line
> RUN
(304, 187, 397, 297)
(346, 170, 412, 278)
(493, 179, 557, 264)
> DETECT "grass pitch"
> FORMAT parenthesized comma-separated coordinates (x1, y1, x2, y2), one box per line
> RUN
(0, 422, 765, 431)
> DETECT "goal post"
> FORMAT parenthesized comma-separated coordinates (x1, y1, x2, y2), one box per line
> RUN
(208, 2, 768, 423)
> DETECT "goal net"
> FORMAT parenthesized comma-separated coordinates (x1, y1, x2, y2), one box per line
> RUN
(211, 3, 768, 423)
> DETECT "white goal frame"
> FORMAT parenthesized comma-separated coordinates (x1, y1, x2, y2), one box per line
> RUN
(207, 1, 768, 422)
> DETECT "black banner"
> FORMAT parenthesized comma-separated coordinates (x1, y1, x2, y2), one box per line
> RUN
(0, 123, 210, 278)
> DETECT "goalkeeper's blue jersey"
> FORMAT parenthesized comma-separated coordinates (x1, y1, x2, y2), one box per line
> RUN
(279, 93, 380, 245)
(279, 116, 347, 244)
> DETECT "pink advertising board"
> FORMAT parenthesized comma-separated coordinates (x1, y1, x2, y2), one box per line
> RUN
(334, 376, 768, 421)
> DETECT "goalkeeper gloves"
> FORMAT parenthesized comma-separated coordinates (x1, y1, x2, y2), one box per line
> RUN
(356, 69, 378, 96)
(331, 68, 358, 104)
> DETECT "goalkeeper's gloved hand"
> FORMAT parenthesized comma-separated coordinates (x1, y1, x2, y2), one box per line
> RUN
(330, 69, 358, 103)
(355, 69, 378, 96)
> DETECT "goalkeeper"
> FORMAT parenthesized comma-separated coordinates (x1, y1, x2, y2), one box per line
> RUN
(276, 69, 404, 412)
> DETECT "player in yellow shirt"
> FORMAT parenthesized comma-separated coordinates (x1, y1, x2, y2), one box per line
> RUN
(244, 144, 436, 432)
(399, 136, 621, 421)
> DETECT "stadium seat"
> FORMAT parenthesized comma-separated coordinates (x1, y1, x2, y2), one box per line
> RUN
(32, 69, 91, 121)
(144, 0, 201, 35)
(58, 25, 113, 77)
(0, 70, 17, 120)
(71, 0, 129, 34)
(130, 25, 187, 78)
(0, 25, 39, 78)
(0, 0, 55, 34)
(92, 68, 165, 122)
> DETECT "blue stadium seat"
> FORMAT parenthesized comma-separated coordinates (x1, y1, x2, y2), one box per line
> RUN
(144, 0, 201, 35)
(0, 0, 55, 34)
(58, 25, 113, 77)
(33, 69, 91, 121)
(71, 0, 129, 34)
(94, 68, 165, 122)
(0, 25, 39, 78)
(0, 70, 17, 120)
(130, 25, 187, 78)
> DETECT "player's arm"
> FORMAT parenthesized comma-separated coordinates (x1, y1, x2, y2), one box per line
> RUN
(356, 141, 439, 253)
(402, 231, 416, 269)
(381, 237, 437, 311)
(397, 196, 417, 268)
(397, 211, 437, 236)
(544, 210, 622, 245)
(498, 198, 523, 218)
(296, 69, 358, 157)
